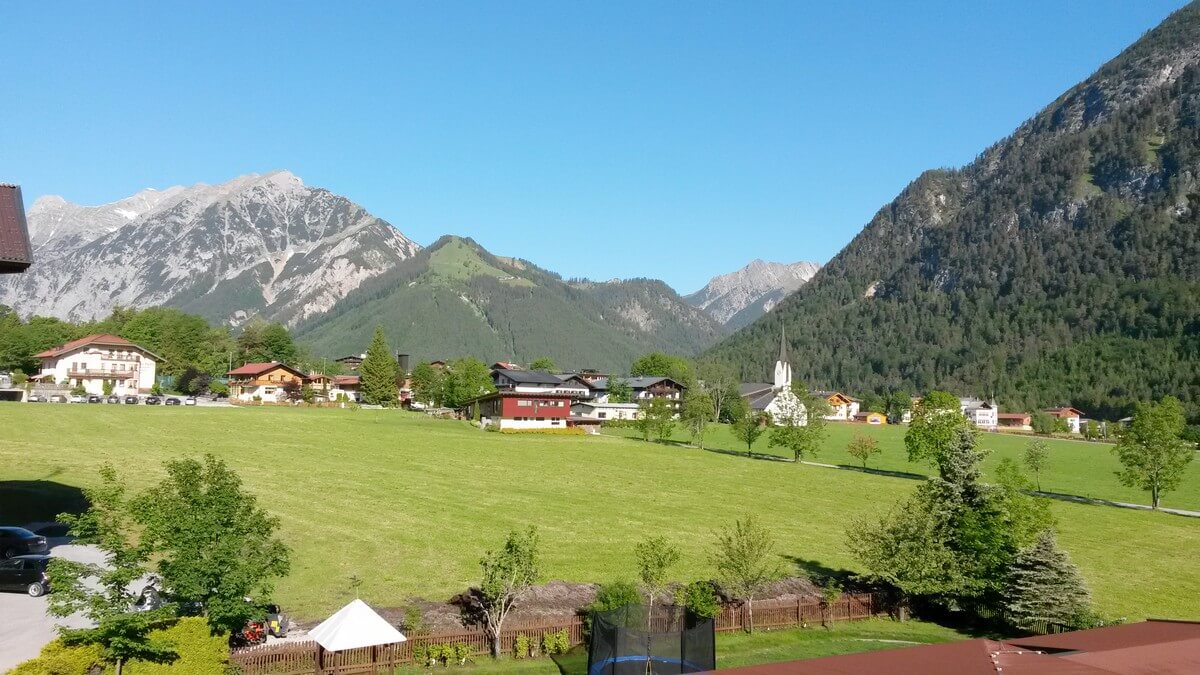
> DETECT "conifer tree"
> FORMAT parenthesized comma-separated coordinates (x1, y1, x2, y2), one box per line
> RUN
(360, 326, 398, 407)
(1004, 530, 1092, 631)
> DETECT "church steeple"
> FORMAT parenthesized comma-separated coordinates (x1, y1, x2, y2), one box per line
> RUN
(773, 324, 792, 389)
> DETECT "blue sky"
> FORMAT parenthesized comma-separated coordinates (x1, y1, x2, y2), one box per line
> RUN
(0, 1, 1188, 293)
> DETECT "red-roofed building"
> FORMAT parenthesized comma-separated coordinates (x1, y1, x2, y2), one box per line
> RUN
(1044, 407, 1085, 433)
(226, 362, 308, 402)
(32, 334, 159, 396)
(716, 620, 1200, 675)
(330, 375, 361, 402)
(0, 184, 33, 274)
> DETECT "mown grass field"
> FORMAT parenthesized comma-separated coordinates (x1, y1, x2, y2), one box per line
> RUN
(1, 404, 1197, 623)
(608, 421, 1200, 511)
(394, 619, 973, 673)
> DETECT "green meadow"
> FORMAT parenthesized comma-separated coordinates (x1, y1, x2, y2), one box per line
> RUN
(1, 405, 1196, 622)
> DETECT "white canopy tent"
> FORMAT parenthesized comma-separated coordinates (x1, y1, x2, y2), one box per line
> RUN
(309, 598, 407, 652)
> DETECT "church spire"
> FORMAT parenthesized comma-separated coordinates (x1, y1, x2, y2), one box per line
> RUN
(778, 324, 788, 365)
(774, 324, 792, 389)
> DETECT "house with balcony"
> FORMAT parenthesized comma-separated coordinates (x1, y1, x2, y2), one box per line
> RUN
(329, 375, 361, 402)
(815, 391, 860, 421)
(491, 368, 591, 398)
(470, 391, 573, 430)
(32, 334, 158, 396)
(960, 398, 999, 430)
(226, 362, 308, 402)
(1044, 407, 1085, 433)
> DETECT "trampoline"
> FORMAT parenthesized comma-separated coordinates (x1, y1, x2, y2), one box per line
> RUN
(587, 604, 715, 675)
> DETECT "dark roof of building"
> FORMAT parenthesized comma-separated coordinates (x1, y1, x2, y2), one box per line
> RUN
(0, 184, 32, 273)
(740, 382, 774, 397)
(493, 368, 563, 385)
(747, 391, 777, 411)
(33, 334, 161, 360)
(624, 376, 685, 389)
(714, 620, 1200, 675)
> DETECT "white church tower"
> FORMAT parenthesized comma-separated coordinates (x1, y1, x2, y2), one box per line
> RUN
(773, 325, 792, 390)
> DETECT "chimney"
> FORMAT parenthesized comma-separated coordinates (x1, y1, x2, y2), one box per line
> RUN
(396, 353, 410, 374)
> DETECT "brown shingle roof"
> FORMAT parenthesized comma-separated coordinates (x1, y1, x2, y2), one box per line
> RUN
(0, 184, 33, 273)
(33, 334, 154, 359)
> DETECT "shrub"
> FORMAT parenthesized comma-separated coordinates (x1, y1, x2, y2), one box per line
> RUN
(514, 634, 532, 659)
(402, 606, 426, 635)
(416, 642, 473, 667)
(10, 640, 103, 675)
(675, 581, 722, 620)
(541, 629, 570, 655)
(70, 384, 87, 397)
(499, 427, 585, 435)
(12, 618, 226, 674)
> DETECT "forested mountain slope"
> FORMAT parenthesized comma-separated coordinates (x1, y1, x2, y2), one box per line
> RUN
(706, 3, 1200, 421)
(294, 236, 726, 369)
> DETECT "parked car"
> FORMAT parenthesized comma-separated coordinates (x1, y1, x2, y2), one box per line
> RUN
(26, 394, 45, 403)
(124, 395, 139, 404)
(106, 395, 121, 404)
(184, 397, 197, 406)
(70, 394, 85, 403)
(87, 395, 102, 404)
(145, 396, 161, 405)
(0, 555, 51, 596)
(49, 394, 67, 403)
(0, 527, 49, 558)
(165, 397, 181, 406)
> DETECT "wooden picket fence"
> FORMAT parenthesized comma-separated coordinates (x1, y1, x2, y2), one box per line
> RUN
(229, 593, 885, 674)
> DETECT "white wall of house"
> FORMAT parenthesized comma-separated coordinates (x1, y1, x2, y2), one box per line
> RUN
(572, 403, 642, 420)
(966, 407, 998, 430)
(825, 400, 859, 421)
(484, 416, 568, 430)
(329, 386, 361, 402)
(231, 383, 286, 403)
(40, 346, 156, 396)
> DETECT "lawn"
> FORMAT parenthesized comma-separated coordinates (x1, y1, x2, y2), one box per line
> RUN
(608, 421, 1200, 511)
(393, 619, 974, 673)
(1, 404, 1197, 623)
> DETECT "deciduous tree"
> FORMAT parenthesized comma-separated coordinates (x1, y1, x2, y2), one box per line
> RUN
(47, 465, 178, 675)
(847, 434, 881, 468)
(904, 391, 970, 471)
(607, 376, 633, 404)
(528, 356, 556, 372)
(1112, 396, 1193, 509)
(410, 361, 446, 407)
(711, 515, 783, 633)
(733, 409, 768, 458)
(132, 455, 291, 635)
(477, 527, 540, 657)
(634, 536, 680, 615)
(1024, 440, 1049, 490)
(681, 391, 715, 448)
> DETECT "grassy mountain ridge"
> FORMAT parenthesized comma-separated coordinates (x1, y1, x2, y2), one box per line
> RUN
(294, 236, 726, 369)
(705, 3, 1200, 421)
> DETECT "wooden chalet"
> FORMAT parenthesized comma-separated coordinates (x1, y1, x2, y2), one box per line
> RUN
(226, 362, 309, 402)
(0, 184, 33, 274)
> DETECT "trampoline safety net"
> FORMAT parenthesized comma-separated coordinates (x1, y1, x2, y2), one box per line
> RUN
(587, 604, 716, 675)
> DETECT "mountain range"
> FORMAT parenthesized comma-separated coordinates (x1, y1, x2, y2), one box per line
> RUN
(1, 173, 817, 371)
(706, 2, 1200, 420)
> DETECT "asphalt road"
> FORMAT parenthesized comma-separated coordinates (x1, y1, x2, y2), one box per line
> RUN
(0, 544, 103, 672)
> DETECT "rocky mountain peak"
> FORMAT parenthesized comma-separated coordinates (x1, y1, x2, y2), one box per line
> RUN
(686, 259, 821, 328)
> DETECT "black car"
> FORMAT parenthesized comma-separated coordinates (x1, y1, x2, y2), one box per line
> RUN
(0, 527, 49, 558)
(164, 397, 181, 406)
(124, 395, 139, 404)
(106, 395, 121, 404)
(87, 395, 102, 403)
(145, 396, 161, 405)
(0, 555, 51, 596)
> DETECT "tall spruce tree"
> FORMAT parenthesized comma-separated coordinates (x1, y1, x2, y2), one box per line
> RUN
(1004, 530, 1092, 631)
(360, 326, 398, 407)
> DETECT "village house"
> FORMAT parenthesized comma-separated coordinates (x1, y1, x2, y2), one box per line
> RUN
(626, 376, 686, 404)
(491, 368, 591, 397)
(471, 391, 573, 430)
(0, 184, 33, 274)
(739, 328, 806, 424)
(853, 411, 887, 425)
(329, 375, 361, 402)
(226, 362, 308, 402)
(1045, 406, 1084, 433)
(960, 397, 999, 430)
(334, 355, 363, 371)
(815, 391, 860, 421)
(571, 401, 642, 421)
(32, 334, 158, 396)
(997, 412, 1033, 431)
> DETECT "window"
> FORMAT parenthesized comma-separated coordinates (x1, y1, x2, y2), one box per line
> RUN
(598, 412, 607, 419)
(517, 400, 531, 406)
(551, 420, 561, 425)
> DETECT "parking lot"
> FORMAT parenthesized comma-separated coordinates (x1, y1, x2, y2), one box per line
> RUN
(0, 544, 101, 672)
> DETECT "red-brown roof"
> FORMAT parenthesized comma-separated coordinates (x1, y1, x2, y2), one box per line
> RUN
(227, 362, 306, 379)
(34, 334, 153, 359)
(1045, 407, 1084, 417)
(0, 184, 32, 273)
(333, 375, 360, 386)
(716, 621, 1200, 675)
